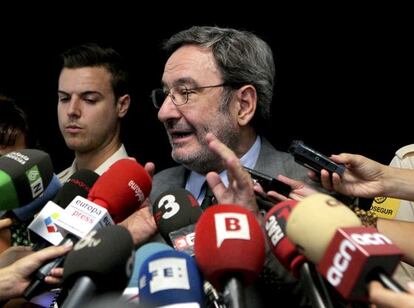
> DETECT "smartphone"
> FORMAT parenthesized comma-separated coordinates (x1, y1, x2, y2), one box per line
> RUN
(244, 166, 291, 197)
(288, 140, 345, 176)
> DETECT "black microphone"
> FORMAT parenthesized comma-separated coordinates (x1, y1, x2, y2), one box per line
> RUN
(60, 225, 134, 308)
(0, 149, 54, 211)
(152, 188, 202, 255)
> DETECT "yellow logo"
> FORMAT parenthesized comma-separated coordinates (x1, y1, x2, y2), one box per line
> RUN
(370, 197, 400, 219)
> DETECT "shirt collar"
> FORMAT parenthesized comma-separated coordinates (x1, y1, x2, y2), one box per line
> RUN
(185, 135, 261, 203)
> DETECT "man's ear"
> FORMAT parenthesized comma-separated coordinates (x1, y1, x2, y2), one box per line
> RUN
(117, 94, 131, 118)
(236, 85, 257, 126)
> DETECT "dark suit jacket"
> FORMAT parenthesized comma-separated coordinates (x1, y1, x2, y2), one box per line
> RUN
(150, 137, 313, 307)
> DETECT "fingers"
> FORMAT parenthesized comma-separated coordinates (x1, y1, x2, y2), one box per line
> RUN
(277, 174, 301, 189)
(267, 191, 288, 202)
(32, 242, 73, 265)
(0, 218, 13, 230)
(206, 132, 252, 190)
(45, 267, 64, 284)
(320, 169, 333, 191)
(206, 172, 225, 202)
(144, 162, 155, 178)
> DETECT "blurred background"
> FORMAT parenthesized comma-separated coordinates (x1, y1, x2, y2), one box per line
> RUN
(1, 5, 412, 174)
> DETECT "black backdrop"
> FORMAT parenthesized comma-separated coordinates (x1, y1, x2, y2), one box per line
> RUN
(1, 6, 412, 174)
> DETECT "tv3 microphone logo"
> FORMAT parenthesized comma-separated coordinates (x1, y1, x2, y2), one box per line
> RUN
(44, 213, 60, 233)
(25, 165, 44, 198)
(214, 213, 250, 247)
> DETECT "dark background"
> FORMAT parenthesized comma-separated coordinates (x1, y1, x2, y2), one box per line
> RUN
(1, 6, 412, 174)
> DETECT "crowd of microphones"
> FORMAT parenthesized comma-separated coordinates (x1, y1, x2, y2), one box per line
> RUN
(0, 148, 410, 307)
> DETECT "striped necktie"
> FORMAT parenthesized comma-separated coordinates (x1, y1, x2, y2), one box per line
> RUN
(200, 183, 216, 211)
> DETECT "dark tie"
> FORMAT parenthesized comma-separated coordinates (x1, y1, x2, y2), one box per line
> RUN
(200, 183, 216, 211)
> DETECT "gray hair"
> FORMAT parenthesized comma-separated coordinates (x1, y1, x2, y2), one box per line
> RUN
(163, 26, 275, 134)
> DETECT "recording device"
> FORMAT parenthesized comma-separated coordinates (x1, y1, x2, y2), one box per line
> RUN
(61, 225, 134, 308)
(122, 242, 173, 303)
(88, 158, 152, 223)
(195, 205, 265, 308)
(0, 149, 54, 210)
(138, 249, 205, 307)
(288, 140, 345, 176)
(244, 166, 291, 197)
(286, 193, 406, 301)
(152, 188, 202, 249)
(265, 200, 334, 308)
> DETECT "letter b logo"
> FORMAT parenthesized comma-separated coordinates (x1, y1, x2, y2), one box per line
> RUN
(215, 213, 250, 247)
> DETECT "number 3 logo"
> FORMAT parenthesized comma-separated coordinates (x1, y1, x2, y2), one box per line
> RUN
(158, 194, 180, 219)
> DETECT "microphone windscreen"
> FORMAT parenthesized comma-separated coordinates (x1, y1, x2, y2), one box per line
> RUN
(88, 159, 152, 223)
(194, 204, 265, 289)
(12, 174, 61, 221)
(54, 169, 99, 208)
(264, 199, 305, 276)
(286, 193, 361, 263)
(128, 242, 172, 289)
(152, 188, 201, 245)
(63, 225, 134, 292)
(0, 149, 53, 210)
(138, 250, 205, 307)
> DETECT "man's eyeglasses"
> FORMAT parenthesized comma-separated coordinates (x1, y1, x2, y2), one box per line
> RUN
(151, 84, 227, 109)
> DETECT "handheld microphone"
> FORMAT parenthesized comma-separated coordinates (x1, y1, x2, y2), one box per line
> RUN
(88, 159, 152, 223)
(61, 225, 134, 308)
(286, 193, 406, 301)
(265, 200, 334, 308)
(11, 174, 61, 222)
(28, 169, 99, 249)
(24, 169, 100, 299)
(194, 204, 265, 308)
(54, 169, 100, 207)
(152, 188, 202, 254)
(138, 249, 205, 307)
(0, 149, 53, 210)
(122, 242, 173, 303)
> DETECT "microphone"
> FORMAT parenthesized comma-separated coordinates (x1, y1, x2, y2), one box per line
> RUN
(28, 169, 99, 249)
(11, 174, 61, 222)
(138, 249, 205, 307)
(286, 193, 405, 301)
(122, 242, 173, 303)
(61, 225, 134, 308)
(87, 158, 152, 223)
(54, 169, 100, 207)
(26, 161, 149, 299)
(152, 188, 202, 254)
(264, 200, 334, 308)
(24, 169, 100, 299)
(0, 149, 54, 210)
(194, 204, 265, 308)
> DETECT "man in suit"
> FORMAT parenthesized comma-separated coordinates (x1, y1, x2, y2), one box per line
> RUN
(147, 25, 313, 307)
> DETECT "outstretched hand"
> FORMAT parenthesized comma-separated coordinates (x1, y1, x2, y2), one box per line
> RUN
(205, 133, 259, 215)
(318, 153, 387, 198)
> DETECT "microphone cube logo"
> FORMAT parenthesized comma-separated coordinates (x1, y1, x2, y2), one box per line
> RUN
(215, 213, 250, 247)
(44, 213, 60, 233)
(26, 165, 44, 198)
(143, 257, 190, 293)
